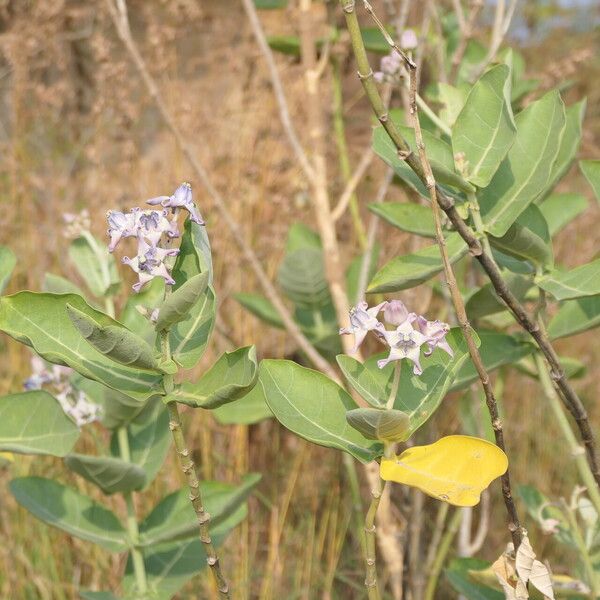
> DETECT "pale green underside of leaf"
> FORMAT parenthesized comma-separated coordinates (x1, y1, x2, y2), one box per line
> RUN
(539, 193, 587, 236)
(536, 258, 600, 300)
(260, 360, 382, 463)
(0, 245, 16, 294)
(10, 477, 127, 552)
(547, 296, 600, 339)
(452, 64, 516, 188)
(480, 90, 566, 237)
(368, 232, 467, 294)
(368, 202, 436, 238)
(0, 292, 162, 401)
(0, 390, 80, 456)
(213, 383, 273, 426)
(580, 159, 600, 204)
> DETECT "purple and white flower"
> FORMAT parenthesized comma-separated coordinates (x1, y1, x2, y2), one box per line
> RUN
(339, 301, 387, 353)
(415, 316, 454, 358)
(378, 319, 429, 374)
(383, 299, 412, 326)
(107, 209, 140, 252)
(147, 182, 204, 225)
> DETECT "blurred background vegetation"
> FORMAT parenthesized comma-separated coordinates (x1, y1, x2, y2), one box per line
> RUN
(0, 0, 599, 598)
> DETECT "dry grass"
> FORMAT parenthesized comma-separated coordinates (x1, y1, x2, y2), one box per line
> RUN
(0, 1, 599, 598)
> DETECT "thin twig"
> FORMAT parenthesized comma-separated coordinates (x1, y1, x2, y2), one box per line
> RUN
(106, 0, 337, 381)
(240, 0, 316, 181)
(340, 0, 600, 495)
(358, 0, 525, 549)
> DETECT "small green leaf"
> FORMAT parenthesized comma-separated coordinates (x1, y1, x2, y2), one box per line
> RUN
(234, 293, 284, 329)
(213, 384, 273, 426)
(69, 235, 120, 298)
(346, 408, 410, 442)
(580, 159, 600, 204)
(345, 245, 381, 305)
(67, 304, 161, 372)
(43, 273, 86, 297)
(267, 35, 301, 55)
(450, 331, 534, 391)
(259, 360, 383, 463)
(446, 558, 504, 600)
(254, 0, 287, 7)
(0, 391, 79, 456)
(285, 223, 321, 252)
(0, 246, 16, 294)
(488, 204, 553, 267)
(80, 592, 120, 600)
(64, 454, 146, 495)
(0, 292, 162, 401)
(367, 232, 467, 294)
(155, 272, 209, 331)
(10, 477, 127, 552)
(169, 221, 216, 369)
(536, 259, 600, 300)
(368, 203, 436, 238)
(435, 82, 469, 128)
(139, 474, 261, 547)
(109, 397, 171, 487)
(166, 346, 259, 409)
(547, 296, 600, 339)
(480, 90, 567, 237)
(452, 64, 516, 188)
(465, 274, 532, 320)
(361, 27, 393, 54)
(277, 247, 330, 309)
(539, 193, 587, 236)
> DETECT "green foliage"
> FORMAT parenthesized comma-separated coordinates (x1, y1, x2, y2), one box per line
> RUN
(367, 232, 467, 293)
(452, 64, 516, 188)
(155, 272, 209, 331)
(234, 292, 284, 328)
(539, 193, 587, 236)
(536, 258, 600, 300)
(346, 408, 410, 442)
(548, 297, 600, 340)
(64, 453, 146, 495)
(368, 202, 436, 238)
(0, 292, 163, 401)
(43, 273, 87, 297)
(166, 346, 259, 409)
(480, 90, 566, 237)
(68, 235, 120, 298)
(259, 360, 383, 462)
(0, 391, 80, 456)
(580, 160, 600, 203)
(446, 558, 503, 600)
(10, 477, 128, 552)
(213, 383, 273, 426)
(277, 247, 330, 309)
(0, 245, 16, 293)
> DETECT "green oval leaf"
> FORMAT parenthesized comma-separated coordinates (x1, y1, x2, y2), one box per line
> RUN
(368, 202, 436, 238)
(259, 359, 383, 463)
(64, 453, 146, 495)
(69, 234, 120, 298)
(580, 159, 600, 204)
(213, 384, 273, 426)
(0, 246, 16, 294)
(480, 90, 567, 237)
(539, 193, 588, 237)
(10, 476, 127, 552)
(0, 391, 80, 456)
(547, 296, 600, 339)
(155, 272, 209, 331)
(452, 64, 516, 188)
(67, 304, 161, 372)
(0, 292, 162, 401)
(165, 346, 259, 409)
(234, 293, 284, 329)
(536, 258, 600, 300)
(43, 273, 87, 297)
(346, 408, 410, 442)
(368, 232, 468, 294)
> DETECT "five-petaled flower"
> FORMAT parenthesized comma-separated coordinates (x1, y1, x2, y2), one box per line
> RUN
(147, 182, 204, 225)
(340, 300, 453, 375)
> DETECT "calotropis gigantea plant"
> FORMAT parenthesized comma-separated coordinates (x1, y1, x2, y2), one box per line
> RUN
(0, 184, 261, 599)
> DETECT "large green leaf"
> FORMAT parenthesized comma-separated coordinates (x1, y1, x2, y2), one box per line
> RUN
(0, 246, 16, 294)
(10, 477, 127, 552)
(488, 204, 553, 267)
(580, 159, 600, 204)
(539, 193, 588, 237)
(64, 454, 146, 495)
(139, 473, 261, 547)
(450, 331, 534, 391)
(166, 346, 259, 409)
(338, 329, 469, 436)
(0, 391, 79, 456)
(259, 360, 383, 462)
(435, 82, 469, 128)
(548, 296, 600, 339)
(168, 221, 216, 369)
(480, 91, 567, 237)
(213, 384, 273, 426)
(69, 235, 120, 298)
(367, 233, 468, 294)
(452, 64, 516, 188)
(540, 100, 586, 197)
(0, 292, 163, 401)
(234, 293, 284, 329)
(110, 397, 171, 488)
(536, 258, 600, 300)
(368, 203, 436, 238)
(277, 247, 330, 309)
(67, 304, 161, 372)
(465, 273, 532, 320)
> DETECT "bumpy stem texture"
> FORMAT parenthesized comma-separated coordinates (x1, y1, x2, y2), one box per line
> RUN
(364, 478, 385, 600)
(339, 0, 600, 495)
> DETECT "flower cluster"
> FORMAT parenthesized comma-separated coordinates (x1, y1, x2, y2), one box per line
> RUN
(107, 182, 203, 292)
(63, 209, 91, 239)
(340, 300, 452, 375)
(373, 30, 418, 83)
(24, 357, 102, 427)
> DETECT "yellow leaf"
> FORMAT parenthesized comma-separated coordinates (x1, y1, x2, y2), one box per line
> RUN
(380, 435, 508, 507)
(0, 451, 14, 463)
